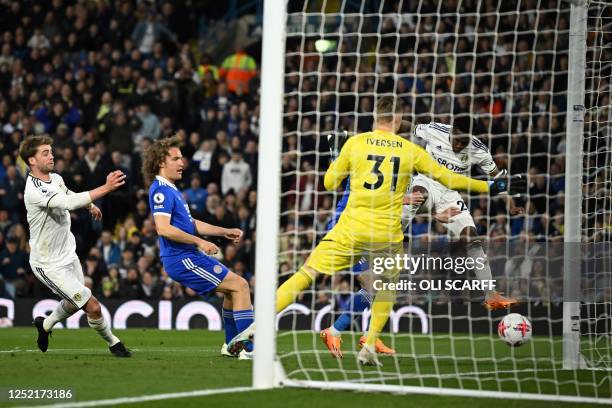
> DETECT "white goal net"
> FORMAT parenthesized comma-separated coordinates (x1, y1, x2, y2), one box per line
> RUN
(257, 0, 612, 404)
(580, 0, 611, 371)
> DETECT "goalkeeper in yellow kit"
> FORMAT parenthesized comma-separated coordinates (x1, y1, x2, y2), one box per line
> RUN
(228, 96, 525, 365)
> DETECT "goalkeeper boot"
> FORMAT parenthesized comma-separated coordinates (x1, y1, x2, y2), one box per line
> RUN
(357, 344, 382, 367)
(228, 322, 255, 356)
(358, 335, 395, 356)
(33, 316, 51, 352)
(320, 328, 343, 358)
(484, 291, 517, 311)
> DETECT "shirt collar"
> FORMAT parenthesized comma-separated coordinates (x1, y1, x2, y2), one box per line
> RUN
(155, 175, 178, 190)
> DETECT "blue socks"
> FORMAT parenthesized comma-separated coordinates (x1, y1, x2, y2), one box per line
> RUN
(222, 308, 237, 344)
(332, 289, 372, 333)
(233, 309, 254, 352)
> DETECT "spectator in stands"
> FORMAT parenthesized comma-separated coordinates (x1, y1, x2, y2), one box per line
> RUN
(140, 270, 163, 299)
(184, 174, 208, 219)
(131, 9, 178, 55)
(0, 237, 28, 298)
(135, 102, 161, 140)
(77, 146, 109, 191)
(221, 150, 252, 195)
(219, 44, 257, 94)
(0, 165, 24, 222)
(198, 54, 219, 81)
(120, 267, 141, 298)
(98, 231, 121, 267)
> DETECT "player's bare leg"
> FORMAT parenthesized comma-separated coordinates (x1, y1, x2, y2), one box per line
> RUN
(459, 227, 517, 310)
(218, 271, 254, 355)
(33, 299, 79, 352)
(83, 296, 131, 357)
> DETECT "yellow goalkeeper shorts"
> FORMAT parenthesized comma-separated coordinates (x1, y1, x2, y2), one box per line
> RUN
(305, 236, 403, 277)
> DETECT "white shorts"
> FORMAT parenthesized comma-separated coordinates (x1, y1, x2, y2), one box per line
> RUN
(406, 174, 476, 238)
(31, 258, 91, 309)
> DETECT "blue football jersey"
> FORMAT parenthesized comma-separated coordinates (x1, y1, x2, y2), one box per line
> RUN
(324, 177, 368, 273)
(149, 176, 198, 259)
(325, 177, 350, 231)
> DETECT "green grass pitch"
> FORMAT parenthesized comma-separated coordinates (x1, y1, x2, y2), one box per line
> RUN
(0, 328, 609, 407)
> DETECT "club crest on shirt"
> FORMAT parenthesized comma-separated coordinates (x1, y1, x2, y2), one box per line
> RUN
(73, 293, 82, 302)
(214, 265, 223, 274)
(154, 192, 165, 204)
(459, 154, 469, 162)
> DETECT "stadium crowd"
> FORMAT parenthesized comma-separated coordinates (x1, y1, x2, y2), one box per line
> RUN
(0, 1, 608, 305)
(0, 0, 259, 301)
(278, 0, 609, 304)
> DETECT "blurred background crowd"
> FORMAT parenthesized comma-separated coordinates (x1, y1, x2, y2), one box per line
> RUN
(0, 0, 262, 301)
(278, 0, 611, 305)
(0, 0, 609, 305)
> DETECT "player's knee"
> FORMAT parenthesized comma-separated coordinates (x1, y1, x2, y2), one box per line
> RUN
(459, 227, 478, 245)
(84, 297, 101, 317)
(226, 272, 249, 293)
(236, 275, 250, 293)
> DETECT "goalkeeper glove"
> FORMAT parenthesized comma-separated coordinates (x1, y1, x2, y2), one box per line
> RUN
(327, 130, 349, 162)
(489, 174, 527, 196)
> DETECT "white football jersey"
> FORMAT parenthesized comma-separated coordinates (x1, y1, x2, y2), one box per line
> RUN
(25, 173, 79, 269)
(413, 122, 497, 176)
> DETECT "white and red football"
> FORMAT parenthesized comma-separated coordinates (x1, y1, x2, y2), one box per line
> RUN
(498, 313, 532, 347)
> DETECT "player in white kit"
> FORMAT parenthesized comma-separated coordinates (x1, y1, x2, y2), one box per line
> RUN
(20, 135, 131, 357)
(400, 116, 524, 310)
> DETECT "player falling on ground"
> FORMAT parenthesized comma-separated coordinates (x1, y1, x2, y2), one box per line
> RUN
(22, 135, 131, 357)
(144, 136, 254, 359)
(320, 135, 460, 359)
(401, 115, 522, 310)
(229, 96, 525, 366)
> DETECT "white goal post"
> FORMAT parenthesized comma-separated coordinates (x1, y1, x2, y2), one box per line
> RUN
(254, 0, 611, 404)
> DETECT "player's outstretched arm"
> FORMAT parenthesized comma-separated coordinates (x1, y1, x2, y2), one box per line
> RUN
(413, 147, 489, 193)
(46, 170, 126, 211)
(154, 215, 220, 255)
(414, 149, 526, 196)
(193, 219, 243, 244)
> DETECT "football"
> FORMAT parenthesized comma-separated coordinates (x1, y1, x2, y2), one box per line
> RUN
(498, 313, 532, 347)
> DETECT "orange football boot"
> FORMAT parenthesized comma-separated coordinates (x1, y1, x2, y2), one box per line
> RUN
(358, 336, 396, 355)
(320, 328, 343, 358)
(484, 291, 518, 310)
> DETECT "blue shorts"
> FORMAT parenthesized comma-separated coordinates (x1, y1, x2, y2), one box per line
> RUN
(163, 252, 230, 295)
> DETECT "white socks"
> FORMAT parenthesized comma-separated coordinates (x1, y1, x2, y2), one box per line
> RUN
(87, 317, 120, 347)
(465, 241, 494, 298)
(43, 300, 78, 332)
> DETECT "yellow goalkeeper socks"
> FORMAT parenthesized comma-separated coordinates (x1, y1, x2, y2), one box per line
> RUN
(365, 299, 394, 347)
(276, 268, 313, 313)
